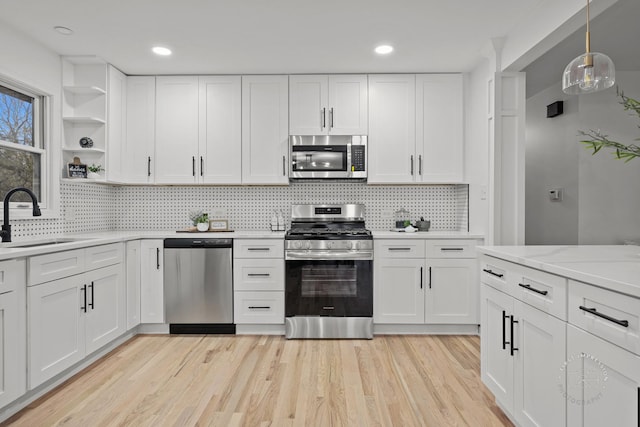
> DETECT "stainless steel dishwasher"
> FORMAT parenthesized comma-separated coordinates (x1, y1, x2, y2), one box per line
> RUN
(164, 238, 234, 334)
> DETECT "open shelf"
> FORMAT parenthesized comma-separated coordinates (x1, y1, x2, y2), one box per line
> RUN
(62, 116, 106, 125)
(63, 85, 106, 95)
(62, 147, 106, 154)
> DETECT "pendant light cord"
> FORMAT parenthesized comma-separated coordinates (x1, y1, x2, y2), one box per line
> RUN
(585, 0, 591, 53)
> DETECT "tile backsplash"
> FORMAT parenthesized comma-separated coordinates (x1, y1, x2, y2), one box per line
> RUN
(9, 182, 469, 238)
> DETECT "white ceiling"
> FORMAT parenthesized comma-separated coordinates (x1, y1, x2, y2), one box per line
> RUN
(1, 0, 544, 75)
(524, 0, 640, 96)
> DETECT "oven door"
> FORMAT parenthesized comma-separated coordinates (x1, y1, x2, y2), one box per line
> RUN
(285, 256, 373, 317)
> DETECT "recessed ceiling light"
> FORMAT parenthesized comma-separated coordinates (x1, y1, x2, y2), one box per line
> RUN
(54, 26, 74, 36)
(152, 46, 172, 56)
(375, 45, 394, 55)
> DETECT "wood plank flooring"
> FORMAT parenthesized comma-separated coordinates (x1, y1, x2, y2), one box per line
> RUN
(3, 335, 512, 427)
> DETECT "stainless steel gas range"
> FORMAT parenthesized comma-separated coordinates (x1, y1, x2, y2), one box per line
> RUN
(284, 204, 373, 339)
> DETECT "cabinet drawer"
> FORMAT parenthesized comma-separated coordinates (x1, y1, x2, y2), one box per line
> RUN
(513, 265, 567, 321)
(480, 255, 512, 294)
(234, 291, 284, 324)
(375, 240, 425, 258)
(233, 259, 284, 291)
(234, 239, 284, 259)
(568, 280, 640, 356)
(85, 243, 124, 271)
(426, 239, 477, 258)
(0, 259, 25, 294)
(28, 249, 85, 286)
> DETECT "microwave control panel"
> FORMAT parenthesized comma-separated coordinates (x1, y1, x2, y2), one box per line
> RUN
(351, 146, 366, 171)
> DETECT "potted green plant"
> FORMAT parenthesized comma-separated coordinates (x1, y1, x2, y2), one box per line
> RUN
(189, 210, 209, 231)
(87, 164, 104, 179)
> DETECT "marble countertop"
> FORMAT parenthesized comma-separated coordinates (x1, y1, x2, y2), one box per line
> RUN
(478, 245, 640, 298)
(371, 230, 484, 239)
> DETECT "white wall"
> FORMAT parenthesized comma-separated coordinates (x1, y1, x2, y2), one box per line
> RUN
(0, 23, 62, 217)
(465, 60, 490, 235)
(578, 71, 640, 244)
(526, 71, 640, 245)
(525, 83, 580, 244)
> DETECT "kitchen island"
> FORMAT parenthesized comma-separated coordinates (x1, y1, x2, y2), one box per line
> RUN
(478, 245, 640, 427)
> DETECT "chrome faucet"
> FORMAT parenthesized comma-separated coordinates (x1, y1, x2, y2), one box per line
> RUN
(1, 187, 42, 243)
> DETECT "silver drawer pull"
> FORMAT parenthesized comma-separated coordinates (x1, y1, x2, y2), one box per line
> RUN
(518, 283, 548, 296)
(247, 273, 270, 277)
(248, 306, 271, 310)
(441, 247, 464, 251)
(247, 248, 270, 251)
(389, 247, 412, 251)
(483, 268, 504, 278)
(579, 306, 629, 327)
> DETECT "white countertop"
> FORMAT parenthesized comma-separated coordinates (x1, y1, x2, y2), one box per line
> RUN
(371, 230, 484, 239)
(478, 245, 640, 298)
(0, 230, 285, 261)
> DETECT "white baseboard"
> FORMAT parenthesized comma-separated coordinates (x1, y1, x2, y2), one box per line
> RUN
(374, 324, 480, 335)
(236, 324, 286, 335)
(137, 323, 170, 334)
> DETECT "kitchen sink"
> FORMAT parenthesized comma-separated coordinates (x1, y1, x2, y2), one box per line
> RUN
(0, 237, 95, 249)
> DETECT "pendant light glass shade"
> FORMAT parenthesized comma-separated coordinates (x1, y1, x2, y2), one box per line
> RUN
(561, 0, 615, 95)
(562, 52, 615, 94)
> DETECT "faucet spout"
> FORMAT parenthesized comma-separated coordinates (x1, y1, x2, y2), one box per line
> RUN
(1, 187, 42, 243)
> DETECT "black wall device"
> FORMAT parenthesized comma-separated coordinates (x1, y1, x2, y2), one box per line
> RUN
(546, 101, 564, 118)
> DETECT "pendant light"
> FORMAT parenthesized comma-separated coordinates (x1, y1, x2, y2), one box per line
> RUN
(562, 0, 615, 94)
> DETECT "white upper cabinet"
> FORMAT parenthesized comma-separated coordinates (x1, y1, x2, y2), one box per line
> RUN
(106, 65, 127, 182)
(367, 74, 416, 183)
(155, 76, 200, 184)
(241, 75, 289, 185)
(289, 75, 367, 135)
(124, 76, 156, 183)
(199, 76, 242, 184)
(416, 74, 464, 183)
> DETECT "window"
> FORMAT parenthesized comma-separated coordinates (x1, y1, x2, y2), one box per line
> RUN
(0, 82, 46, 206)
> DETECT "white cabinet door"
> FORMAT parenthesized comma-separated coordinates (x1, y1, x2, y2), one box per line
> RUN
(416, 74, 463, 183)
(155, 76, 199, 184)
(480, 284, 514, 412)
(367, 74, 416, 183)
(140, 240, 164, 323)
(425, 258, 477, 324)
(84, 264, 126, 354)
(513, 300, 567, 427)
(125, 240, 141, 330)
(289, 75, 327, 135)
(28, 275, 85, 388)
(327, 75, 367, 135)
(567, 324, 640, 427)
(241, 75, 289, 184)
(124, 76, 156, 183)
(374, 258, 424, 324)
(0, 291, 25, 408)
(107, 65, 127, 182)
(199, 76, 242, 184)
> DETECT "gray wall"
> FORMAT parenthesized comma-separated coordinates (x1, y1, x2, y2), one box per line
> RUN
(526, 71, 640, 245)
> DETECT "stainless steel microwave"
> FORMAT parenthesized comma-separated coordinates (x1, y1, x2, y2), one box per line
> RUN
(289, 135, 367, 180)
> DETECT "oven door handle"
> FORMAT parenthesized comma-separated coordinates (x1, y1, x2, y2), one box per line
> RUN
(286, 251, 373, 261)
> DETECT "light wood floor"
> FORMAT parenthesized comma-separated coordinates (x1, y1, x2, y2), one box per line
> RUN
(3, 335, 512, 427)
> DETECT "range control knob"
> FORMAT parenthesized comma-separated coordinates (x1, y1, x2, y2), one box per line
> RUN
(292, 241, 302, 249)
(343, 241, 352, 250)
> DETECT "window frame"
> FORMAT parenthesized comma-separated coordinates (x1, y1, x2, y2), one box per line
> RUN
(0, 77, 52, 216)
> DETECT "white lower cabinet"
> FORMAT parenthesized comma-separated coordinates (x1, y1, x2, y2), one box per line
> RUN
(0, 258, 26, 409)
(140, 240, 164, 323)
(481, 283, 567, 426)
(567, 324, 640, 427)
(233, 239, 284, 325)
(125, 240, 141, 329)
(374, 239, 479, 325)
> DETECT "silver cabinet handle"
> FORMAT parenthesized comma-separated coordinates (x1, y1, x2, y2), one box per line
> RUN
(247, 273, 271, 277)
(283, 155, 286, 176)
(329, 107, 334, 129)
(321, 108, 326, 129)
(410, 155, 414, 175)
(418, 155, 422, 175)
